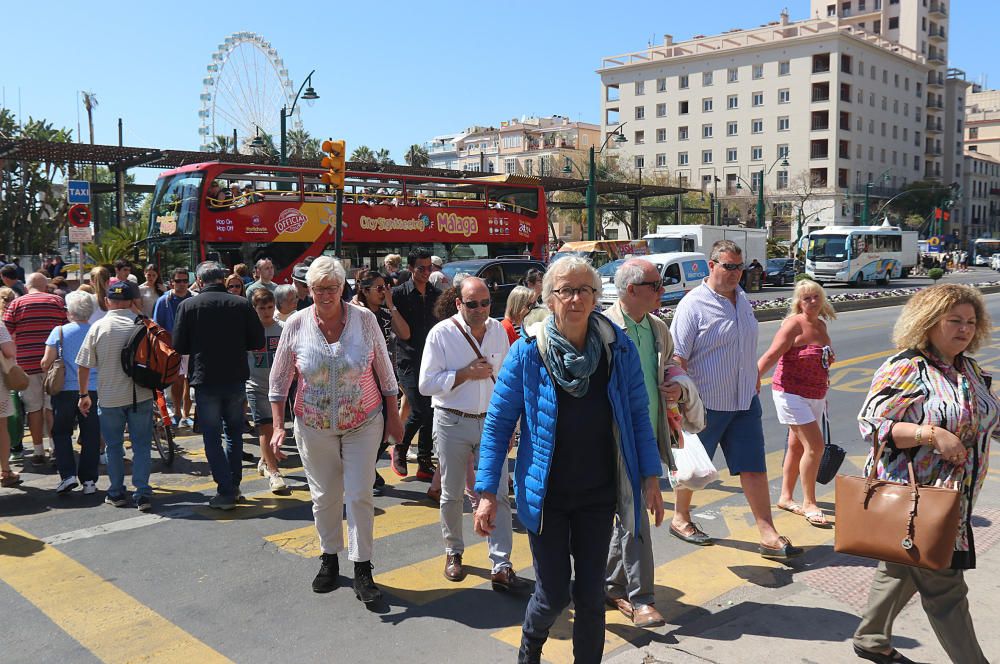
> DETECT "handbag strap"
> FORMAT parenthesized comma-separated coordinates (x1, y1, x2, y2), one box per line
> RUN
(57, 326, 63, 359)
(451, 317, 495, 384)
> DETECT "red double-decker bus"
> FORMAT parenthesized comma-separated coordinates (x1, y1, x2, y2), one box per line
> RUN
(145, 162, 548, 281)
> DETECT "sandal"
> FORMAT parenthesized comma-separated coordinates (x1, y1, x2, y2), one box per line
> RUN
(1, 470, 23, 488)
(804, 510, 832, 528)
(776, 502, 804, 516)
(759, 536, 804, 560)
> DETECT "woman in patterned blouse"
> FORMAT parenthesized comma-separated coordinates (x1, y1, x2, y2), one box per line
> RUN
(853, 284, 997, 664)
(268, 257, 403, 605)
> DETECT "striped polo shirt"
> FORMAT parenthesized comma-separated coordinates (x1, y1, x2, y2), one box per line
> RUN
(2, 292, 67, 374)
(670, 282, 758, 412)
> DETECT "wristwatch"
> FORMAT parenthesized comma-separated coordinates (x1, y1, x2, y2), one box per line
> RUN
(79, 393, 89, 399)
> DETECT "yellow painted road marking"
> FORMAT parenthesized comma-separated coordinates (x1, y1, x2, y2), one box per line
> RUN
(155, 466, 305, 495)
(0, 523, 231, 663)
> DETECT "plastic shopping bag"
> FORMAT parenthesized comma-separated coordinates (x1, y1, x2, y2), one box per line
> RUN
(667, 430, 719, 491)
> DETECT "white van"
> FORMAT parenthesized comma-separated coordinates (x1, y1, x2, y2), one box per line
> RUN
(599, 251, 709, 308)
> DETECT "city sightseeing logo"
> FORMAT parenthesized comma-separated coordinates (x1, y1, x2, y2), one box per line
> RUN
(276, 208, 308, 235)
(436, 213, 478, 237)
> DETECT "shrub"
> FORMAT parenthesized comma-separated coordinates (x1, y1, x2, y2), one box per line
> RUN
(928, 268, 944, 283)
(794, 273, 815, 282)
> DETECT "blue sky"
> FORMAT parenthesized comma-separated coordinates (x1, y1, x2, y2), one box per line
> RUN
(2, 0, 998, 184)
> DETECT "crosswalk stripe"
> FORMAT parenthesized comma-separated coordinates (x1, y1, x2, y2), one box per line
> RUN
(0, 522, 231, 663)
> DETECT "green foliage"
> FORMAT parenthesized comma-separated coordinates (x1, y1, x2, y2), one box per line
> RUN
(928, 267, 945, 282)
(350, 146, 394, 166)
(286, 129, 322, 161)
(888, 180, 949, 219)
(405, 144, 430, 168)
(84, 222, 146, 266)
(794, 273, 814, 282)
(766, 237, 785, 258)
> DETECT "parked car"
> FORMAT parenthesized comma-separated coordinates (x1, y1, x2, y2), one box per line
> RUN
(764, 258, 797, 286)
(439, 256, 545, 318)
(597, 258, 626, 283)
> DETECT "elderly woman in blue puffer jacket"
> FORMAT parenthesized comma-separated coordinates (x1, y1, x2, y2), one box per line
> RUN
(474, 256, 664, 664)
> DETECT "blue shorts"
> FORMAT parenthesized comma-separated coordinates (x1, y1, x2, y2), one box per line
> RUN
(698, 395, 766, 475)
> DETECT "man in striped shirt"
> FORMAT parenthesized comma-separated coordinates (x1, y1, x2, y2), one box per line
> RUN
(669, 240, 801, 560)
(2, 272, 67, 463)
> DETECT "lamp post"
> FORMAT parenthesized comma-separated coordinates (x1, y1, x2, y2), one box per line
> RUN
(712, 176, 720, 225)
(735, 153, 788, 228)
(279, 70, 320, 166)
(564, 122, 628, 240)
(861, 169, 892, 226)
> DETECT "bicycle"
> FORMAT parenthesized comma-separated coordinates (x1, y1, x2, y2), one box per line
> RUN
(151, 388, 176, 466)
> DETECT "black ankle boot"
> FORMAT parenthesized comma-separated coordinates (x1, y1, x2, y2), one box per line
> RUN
(517, 634, 543, 664)
(312, 553, 339, 593)
(353, 561, 381, 604)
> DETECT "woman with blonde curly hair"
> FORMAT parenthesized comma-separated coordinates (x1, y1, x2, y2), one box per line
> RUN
(758, 278, 836, 527)
(851, 284, 995, 664)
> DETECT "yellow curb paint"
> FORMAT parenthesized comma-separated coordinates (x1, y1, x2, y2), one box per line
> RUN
(0, 523, 232, 663)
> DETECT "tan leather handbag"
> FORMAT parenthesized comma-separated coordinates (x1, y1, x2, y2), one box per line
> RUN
(835, 440, 961, 570)
(43, 327, 66, 395)
(0, 353, 29, 392)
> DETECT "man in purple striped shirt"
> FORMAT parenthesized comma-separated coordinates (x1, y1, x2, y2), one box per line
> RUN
(669, 240, 801, 560)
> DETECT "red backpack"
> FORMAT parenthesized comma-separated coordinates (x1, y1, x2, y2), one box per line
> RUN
(120, 316, 182, 398)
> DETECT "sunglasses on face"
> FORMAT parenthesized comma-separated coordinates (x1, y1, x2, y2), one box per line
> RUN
(226, 284, 242, 291)
(714, 262, 745, 272)
(366, 284, 387, 292)
(173, 279, 189, 284)
(636, 279, 663, 290)
(462, 298, 492, 309)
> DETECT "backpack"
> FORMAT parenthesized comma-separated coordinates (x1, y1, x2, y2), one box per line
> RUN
(121, 315, 181, 394)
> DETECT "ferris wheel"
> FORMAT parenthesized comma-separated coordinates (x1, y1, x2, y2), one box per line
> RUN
(198, 32, 301, 152)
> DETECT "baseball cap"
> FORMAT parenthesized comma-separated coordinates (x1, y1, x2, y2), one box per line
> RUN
(430, 255, 443, 267)
(107, 280, 139, 301)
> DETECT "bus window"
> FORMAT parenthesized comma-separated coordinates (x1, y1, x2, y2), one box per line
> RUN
(219, 168, 300, 206)
(149, 172, 204, 237)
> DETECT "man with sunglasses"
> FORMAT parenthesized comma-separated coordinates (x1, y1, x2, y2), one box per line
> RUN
(154, 268, 194, 425)
(418, 277, 528, 592)
(669, 240, 802, 560)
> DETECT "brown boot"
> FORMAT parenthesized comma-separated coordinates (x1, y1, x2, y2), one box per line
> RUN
(444, 553, 464, 581)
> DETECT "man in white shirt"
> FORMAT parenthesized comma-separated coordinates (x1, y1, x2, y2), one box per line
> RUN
(419, 277, 529, 593)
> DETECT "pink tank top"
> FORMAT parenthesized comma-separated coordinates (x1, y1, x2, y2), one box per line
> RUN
(773, 344, 830, 399)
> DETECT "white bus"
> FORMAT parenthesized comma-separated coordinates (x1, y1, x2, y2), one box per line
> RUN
(805, 225, 918, 285)
(971, 238, 1000, 266)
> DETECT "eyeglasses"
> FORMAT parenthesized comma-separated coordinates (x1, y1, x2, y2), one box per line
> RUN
(312, 285, 343, 294)
(636, 279, 663, 290)
(553, 285, 597, 300)
(714, 262, 745, 272)
(226, 284, 243, 291)
(462, 298, 492, 309)
(366, 284, 387, 292)
(173, 279, 189, 284)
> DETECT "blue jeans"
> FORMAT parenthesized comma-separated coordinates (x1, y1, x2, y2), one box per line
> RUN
(51, 390, 101, 482)
(98, 400, 153, 500)
(194, 383, 246, 497)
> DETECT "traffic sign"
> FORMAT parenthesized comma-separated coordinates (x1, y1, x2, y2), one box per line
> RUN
(68, 227, 93, 243)
(68, 204, 92, 228)
(67, 180, 91, 205)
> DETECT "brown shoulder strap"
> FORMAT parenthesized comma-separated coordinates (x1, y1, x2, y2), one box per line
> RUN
(451, 317, 495, 383)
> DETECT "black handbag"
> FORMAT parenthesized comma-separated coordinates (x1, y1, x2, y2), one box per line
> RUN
(816, 405, 846, 485)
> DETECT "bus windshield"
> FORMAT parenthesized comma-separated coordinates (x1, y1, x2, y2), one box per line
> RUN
(148, 171, 204, 238)
(808, 235, 848, 261)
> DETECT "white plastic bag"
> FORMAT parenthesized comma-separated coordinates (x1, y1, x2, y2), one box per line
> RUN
(667, 430, 719, 490)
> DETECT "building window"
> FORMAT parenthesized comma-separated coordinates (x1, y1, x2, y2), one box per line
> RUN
(656, 102, 667, 117)
(656, 77, 667, 92)
(728, 67, 739, 82)
(727, 95, 739, 109)
(702, 150, 713, 164)
(525, 159, 533, 175)
(635, 106, 645, 120)
(679, 100, 689, 115)
(727, 147, 738, 162)
(635, 155, 644, 169)
(751, 171, 763, 191)
(753, 63, 764, 79)
(679, 74, 689, 89)
(889, 16, 898, 29)
(702, 98, 713, 112)
(702, 124, 713, 138)
(635, 130, 645, 145)
(727, 121, 738, 136)
(678, 152, 689, 166)
(778, 116, 790, 131)
(502, 135, 522, 148)
(970, 127, 979, 139)
(752, 119, 764, 134)
(778, 88, 790, 104)
(678, 126, 689, 140)
(812, 53, 831, 73)
(779, 60, 791, 75)
(752, 92, 764, 106)
(656, 128, 667, 143)
(504, 158, 516, 173)
(703, 71, 713, 86)
(777, 171, 789, 189)
(841, 54, 853, 74)
(656, 153, 667, 167)
(752, 146, 763, 160)
(777, 144, 790, 158)
(635, 81, 645, 95)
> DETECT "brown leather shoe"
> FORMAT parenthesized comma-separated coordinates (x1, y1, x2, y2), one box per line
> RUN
(491, 566, 532, 594)
(632, 603, 666, 628)
(606, 596, 633, 620)
(444, 553, 464, 582)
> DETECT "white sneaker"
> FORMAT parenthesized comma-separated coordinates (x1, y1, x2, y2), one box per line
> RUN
(268, 471, 287, 493)
(56, 476, 79, 494)
(257, 459, 267, 477)
(82, 481, 97, 495)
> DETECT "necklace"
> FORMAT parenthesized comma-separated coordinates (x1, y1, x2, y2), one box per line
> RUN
(314, 305, 347, 343)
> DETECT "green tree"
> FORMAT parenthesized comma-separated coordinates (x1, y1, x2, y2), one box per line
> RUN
(286, 128, 322, 161)
(404, 144, 430, 168)
(206, 134, 237, 154)
(887, 180, 951, 219)
(374, 148, 394, 166)
(351, 145, 375, 164)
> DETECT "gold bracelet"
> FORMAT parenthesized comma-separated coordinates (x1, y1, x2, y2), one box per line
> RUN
(915, 425, 923, 446)
(928, 425, 936, 449)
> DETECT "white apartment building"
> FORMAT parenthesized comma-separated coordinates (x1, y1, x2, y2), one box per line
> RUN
(966, 88, 1000, 162)
(598, 2, 965, 241)
(425, 129, 480, 171)
(956, 150, 1000, 240)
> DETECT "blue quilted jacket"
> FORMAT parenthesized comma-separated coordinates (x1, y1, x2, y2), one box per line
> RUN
(475, 314, 661, 536)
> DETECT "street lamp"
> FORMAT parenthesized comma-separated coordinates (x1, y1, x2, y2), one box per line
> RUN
(861, 169, 892, 226)
(280, 70, 320, 165)
(734, 153, 788, 228)
(249, 125, 267, 151)
(563, 122, 628, 240)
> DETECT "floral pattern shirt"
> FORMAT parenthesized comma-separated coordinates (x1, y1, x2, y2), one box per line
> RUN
(858, 349, 998, 566)
(269, 304, 398, 432)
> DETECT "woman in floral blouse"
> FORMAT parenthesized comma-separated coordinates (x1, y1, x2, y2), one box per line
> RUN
(853, 284, 996, 664)
(269, 257, 403, 605)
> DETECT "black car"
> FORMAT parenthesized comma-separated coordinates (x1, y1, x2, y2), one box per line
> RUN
(440, 257, 545, 318)
(764, 258, 797, 286)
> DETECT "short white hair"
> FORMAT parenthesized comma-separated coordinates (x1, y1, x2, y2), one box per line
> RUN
(65, 290, 96, 322)
(542, 256, 601, 303)
(274, 284, 298, 306)
(614, 258, 654, 296)
(305, 256, 346, 289)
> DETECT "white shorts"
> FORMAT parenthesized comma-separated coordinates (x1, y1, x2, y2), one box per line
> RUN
(21, 372, 51, 414)
(771, 389, 825, 426)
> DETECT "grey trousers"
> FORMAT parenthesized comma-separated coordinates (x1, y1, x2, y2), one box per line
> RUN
(853, 561, 987, 664)
(605, 498, 655, 606)
(434, 409, 513, 573)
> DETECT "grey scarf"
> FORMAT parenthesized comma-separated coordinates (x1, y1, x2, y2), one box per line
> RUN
(544, 312, 604, 398)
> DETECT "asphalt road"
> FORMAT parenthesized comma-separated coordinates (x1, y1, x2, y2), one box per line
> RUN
(3, 293, 1000, 663)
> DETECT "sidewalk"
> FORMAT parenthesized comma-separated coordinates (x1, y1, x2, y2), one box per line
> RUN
(606, 507, 1000, 664)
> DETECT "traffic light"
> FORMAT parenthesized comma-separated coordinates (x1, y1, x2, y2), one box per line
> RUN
(321, 139, 346, 189)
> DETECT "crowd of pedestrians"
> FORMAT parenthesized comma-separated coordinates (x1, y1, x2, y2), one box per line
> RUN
(0, 242, 994, 664)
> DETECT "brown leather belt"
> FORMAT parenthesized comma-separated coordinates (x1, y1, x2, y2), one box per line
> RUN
(439, 407, 487, 420)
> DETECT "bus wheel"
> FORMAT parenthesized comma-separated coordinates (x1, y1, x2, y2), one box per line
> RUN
(854, 273, 865, 287)
(879, 273, 890, 287)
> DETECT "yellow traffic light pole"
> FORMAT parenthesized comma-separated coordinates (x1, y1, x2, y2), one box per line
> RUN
(321, 140, 347, 256)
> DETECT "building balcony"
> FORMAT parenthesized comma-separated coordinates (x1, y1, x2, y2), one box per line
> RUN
(929, 2, 947, 18)
(927, 72, 944, 88)
(926, 98, 943, 110)
(810, 150, 830, 160)
(925, 146, 943, 156)
(928, 52, 947, 65)
(426, 144, 456, 155)
(928, 26, 946, 42)
(926, 119, 943, 133)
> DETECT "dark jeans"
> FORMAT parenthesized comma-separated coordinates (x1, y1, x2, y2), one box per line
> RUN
(51, 390, 100, 482)
(396, 365, 433, 466)
(194, 382, 246, 497)
(521, 494, 616, 664)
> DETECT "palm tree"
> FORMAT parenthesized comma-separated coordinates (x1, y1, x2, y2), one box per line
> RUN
(81, 91, 98, 186)
(206, 134, 236, 154)
(374, 148, 394, 166)
(404, 144, 430, 168)
(286, 128, 322, 161)
(351, 145, 376, 164)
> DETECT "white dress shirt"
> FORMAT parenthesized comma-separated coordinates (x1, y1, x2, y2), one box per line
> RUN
(418, 313, 510, 414)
